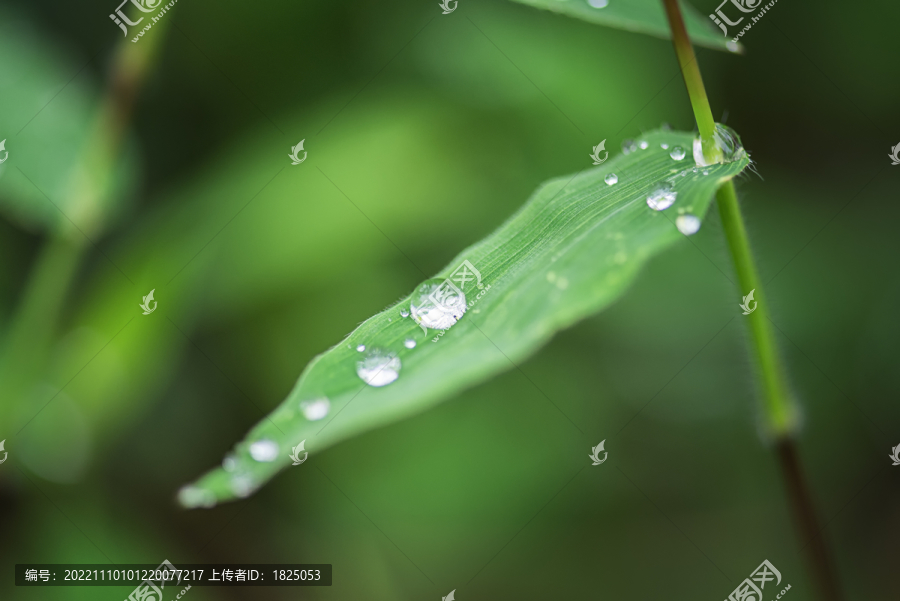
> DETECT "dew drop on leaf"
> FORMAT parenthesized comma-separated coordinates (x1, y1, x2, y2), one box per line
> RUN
(676, 214, 701, 235)
(670, 146, 686, 161)
(357, 349, 401, 387)
(604, 173, 618, 185)
(249, 439, 279, 462)
(647, 185, 677, 211)
(300, 398, 330, 421)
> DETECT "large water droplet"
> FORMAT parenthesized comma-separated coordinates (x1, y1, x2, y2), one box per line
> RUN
(300, 398, 330, 421)
(404, 338, 417, 349)
(676, 214, 701, 235)
(356, 344, 366, 352)
(621, 139, 637, 155)
(587, 0, 609, 7)
(178, 485, 216, 508)
(249, 439, 279, 462)
(410, 279, 466, 330)
(399, 308, 409, 318)
(693, 124, 745, 167)
(670, 146, 686, 161)
(604, 173, 618, 185)
(647, 185, 677, 211)
(357, 349, 401, 387)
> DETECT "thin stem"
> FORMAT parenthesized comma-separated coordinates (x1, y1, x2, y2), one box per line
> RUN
(716, 181, 793, 435)
(661, 1, 842, 599)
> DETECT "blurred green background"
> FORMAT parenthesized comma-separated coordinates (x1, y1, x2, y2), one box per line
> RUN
(1, 0, 898, 599)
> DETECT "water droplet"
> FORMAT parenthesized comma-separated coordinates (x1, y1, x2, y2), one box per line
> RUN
(621, 139, 637, 154)
(702, 169, 710, 176)
(300, 398, 330, 421)
(661, 123, 672, 131)
(660, 143, 669, 150)
(604, 173, 618, 185)
(693, 124, 745, 166)
(230, 474, 258, 498)
(399, 308, 409, 318)
(222, 455, 238, 471)
(410, 279, 466, 330)
(587, 0, 609, 7)
(639, 140, 649, 150)
(249, 439, 279, 462)
(357, 349, 401, 387)
(726, 41, 740, 53)
(356, 344, 366, 352)
(670, 146, 686, 161)
(404, 338, 417, 349)
(647, 185, 677, 211)
(178, 485, 216, 508)
(676, 214, 701, 235)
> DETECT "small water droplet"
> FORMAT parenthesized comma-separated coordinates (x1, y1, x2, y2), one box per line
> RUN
(356, 344, 366, 352)
(621, 139, 637, 154)
(230, 474, 258, 498)
(587, 0, 609, 7)
(639, 140, 649, 150)
(249, 439, 279, 462)
(670, 146, 686, 161)
(222, 455, 238, 472)
(399, 308, 409, 318)
(661, 123, 672, 131)
(604, 173, 618, 185)
(693, 123, 744, 166)
(726, 41, 740, 53)
(411, 279, 466, 330)
(702, 169, 710, 175)
(647, 185, 677, 211)
(660, 143, 669, 150)
(178, 485, 216, 508)
(357, 349, 401, 387)
(404, 338, 417, 349)
(676, 214, 701, 235)
(300, 398, 330, 421)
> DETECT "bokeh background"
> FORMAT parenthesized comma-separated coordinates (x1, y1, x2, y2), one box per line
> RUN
(1, 0, 898, 599)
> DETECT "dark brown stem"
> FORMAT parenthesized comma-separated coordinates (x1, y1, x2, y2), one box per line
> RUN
(775, 438, 842, 601)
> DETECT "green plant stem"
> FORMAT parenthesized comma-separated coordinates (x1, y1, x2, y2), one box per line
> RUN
(716, 180, 793, 435)
(661, 1, 842, 600)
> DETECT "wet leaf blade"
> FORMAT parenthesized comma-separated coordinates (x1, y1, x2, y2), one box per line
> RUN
(181, 128, 749, 507)
(509, 0, 739, 52)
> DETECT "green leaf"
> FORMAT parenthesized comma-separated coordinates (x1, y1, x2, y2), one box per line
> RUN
(509, 0, 741, 53)
(179, 128, 749, 508)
